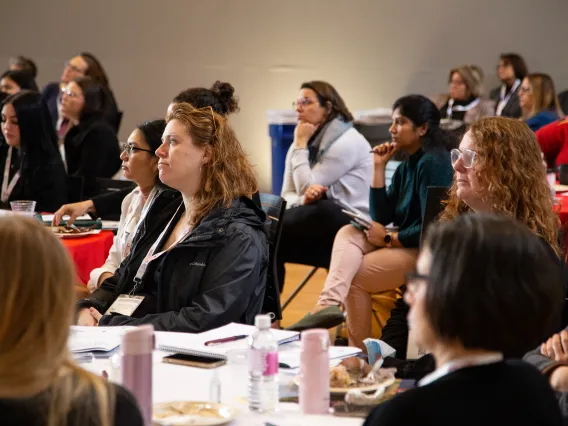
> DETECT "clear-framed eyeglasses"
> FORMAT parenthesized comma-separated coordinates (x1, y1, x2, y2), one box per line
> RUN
(450, 148, 477, 168)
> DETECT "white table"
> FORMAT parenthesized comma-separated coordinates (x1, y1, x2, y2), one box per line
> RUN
(84, 350, 363, 426)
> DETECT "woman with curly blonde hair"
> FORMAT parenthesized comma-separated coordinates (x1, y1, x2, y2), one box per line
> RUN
(0, 216, 142, 426)
(77, 103, 269, 332)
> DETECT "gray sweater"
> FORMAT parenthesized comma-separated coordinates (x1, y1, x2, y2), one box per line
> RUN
(281, 127, 373, 214)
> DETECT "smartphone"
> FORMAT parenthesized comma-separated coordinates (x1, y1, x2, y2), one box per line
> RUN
(162, 353, 227, 369)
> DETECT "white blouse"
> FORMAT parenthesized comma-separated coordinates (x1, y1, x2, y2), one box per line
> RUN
(87, 186, 157, 293)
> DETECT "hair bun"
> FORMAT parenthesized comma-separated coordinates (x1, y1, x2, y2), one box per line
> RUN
(211, 81, 239, 114)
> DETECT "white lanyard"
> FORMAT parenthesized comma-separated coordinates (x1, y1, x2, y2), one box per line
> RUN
(131, 202, 192, 291)
(496, 79, 521, 116)
(120, 186, 158, 259)
(446, 97, 480, 120)
(418, 352, 503, 387)
(1, 147, 21, 203)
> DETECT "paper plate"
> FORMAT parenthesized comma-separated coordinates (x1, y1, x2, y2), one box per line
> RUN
(153, 401, 238, 426)
(51, 227, 101, 239)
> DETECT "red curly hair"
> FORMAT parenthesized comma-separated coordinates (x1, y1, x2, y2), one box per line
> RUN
(166, 103, 258, 227)
(440, 117, 560, 255)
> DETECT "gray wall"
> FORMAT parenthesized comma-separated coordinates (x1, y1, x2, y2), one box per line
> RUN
(2, 0, 567, 191)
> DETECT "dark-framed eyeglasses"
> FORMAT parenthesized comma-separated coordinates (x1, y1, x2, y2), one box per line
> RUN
(121, 143, 155, 157)
(519, 86, 532, 94)
(450, 148, 477, 168)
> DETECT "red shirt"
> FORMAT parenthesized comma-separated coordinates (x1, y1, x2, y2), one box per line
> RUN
(536, 119, 568, 168)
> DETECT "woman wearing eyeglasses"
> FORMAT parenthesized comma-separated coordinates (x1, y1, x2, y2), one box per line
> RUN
(278, 81, 373, 293)
(61, 76, 121, 198)
(81, 119, 166, 293)
(519, 73, 565, 132)
(364, 214, 563, 426)
(41, 52, 119, 134)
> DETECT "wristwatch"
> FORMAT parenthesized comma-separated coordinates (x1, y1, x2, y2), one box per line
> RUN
(384, 233, 392, 248)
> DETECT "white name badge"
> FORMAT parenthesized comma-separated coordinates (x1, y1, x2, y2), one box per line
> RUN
(105, 295, 145, 316)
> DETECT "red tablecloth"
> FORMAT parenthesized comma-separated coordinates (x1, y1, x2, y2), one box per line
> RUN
(559, 194, 568, 224)
(61, 231, 114, 285)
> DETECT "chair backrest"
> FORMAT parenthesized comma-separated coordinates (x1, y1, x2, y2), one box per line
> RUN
(259, 192, 287, 320)
(420, 186, 450, 246)
(68, 176, 85, 202)
(96, 178, 135, 196)
(385, 160, 401, 187)
(559, 90, 568, 115)
(114, 111, 124, 133)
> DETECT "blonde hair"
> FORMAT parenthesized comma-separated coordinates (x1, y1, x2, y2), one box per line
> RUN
(523, 73, 565, 120)
(449, 65, 484, 98)
(441, 117, 560, 255)
(0, 217, 114, 426)
(166, 103, 259, 226)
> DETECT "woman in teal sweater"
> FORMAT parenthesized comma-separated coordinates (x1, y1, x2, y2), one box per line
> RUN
(289, 95, 455, 347)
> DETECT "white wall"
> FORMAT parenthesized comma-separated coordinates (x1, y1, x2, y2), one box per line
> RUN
(2, 0, 567, 191)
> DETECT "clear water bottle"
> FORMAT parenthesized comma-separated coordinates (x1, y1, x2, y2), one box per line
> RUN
(248, 314, 279, 413)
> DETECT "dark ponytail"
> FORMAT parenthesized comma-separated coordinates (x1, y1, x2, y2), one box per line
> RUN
(393, 95, 458, 151)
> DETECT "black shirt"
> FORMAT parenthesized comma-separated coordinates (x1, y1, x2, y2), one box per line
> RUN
(0, 382, 143, 426)
(364, 361, 562, 426)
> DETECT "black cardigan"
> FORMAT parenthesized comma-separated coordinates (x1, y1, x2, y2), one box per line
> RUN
(0, 143, 68, 213)
(64, 114, 121, 198)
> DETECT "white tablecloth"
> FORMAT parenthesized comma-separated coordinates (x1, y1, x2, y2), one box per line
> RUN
(84, 350, 363, 426)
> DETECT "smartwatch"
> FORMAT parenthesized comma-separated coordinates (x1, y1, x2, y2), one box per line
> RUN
(384, 233, 392, 248)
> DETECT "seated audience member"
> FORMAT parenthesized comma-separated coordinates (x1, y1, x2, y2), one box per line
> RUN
(489, 53, 527, 118)
(0, 70, 39, 94)
(85, 119, 166, 293)
(520, 73, 565, 132)
(62, 76, 121, 198)
(289, 95, 455, 333)
(277, 80, 373, 290)
(436, 65, 495, 134)
(0, 216, 143, 426)
(42, 52, 119, 137)
(378, 117, 563, 379)
(76, 103, 268, 332)
(364, 214, 563, 426)
(8, 55, 37, 77)
(53, 81, 240, 222)
(0, 91, 67, 212)
(537, 118, 568, 168)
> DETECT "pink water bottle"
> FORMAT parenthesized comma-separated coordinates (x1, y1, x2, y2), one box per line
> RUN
(121, 325, 154, 426)
(299, 329, 330, 414)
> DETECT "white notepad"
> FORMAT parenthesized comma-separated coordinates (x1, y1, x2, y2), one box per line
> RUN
(68, 326, 134, 353)
(156, 323, 300, 360)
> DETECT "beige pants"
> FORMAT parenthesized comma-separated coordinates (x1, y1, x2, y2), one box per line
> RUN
(317, 224, 418, 351)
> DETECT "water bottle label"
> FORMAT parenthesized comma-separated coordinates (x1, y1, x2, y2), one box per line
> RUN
(249, 349, 278, 376)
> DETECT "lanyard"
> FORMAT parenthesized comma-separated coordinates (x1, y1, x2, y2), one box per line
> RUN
(496, 79, 521, 116)
(131, 202, 192, 294)
(446, 97, 480, 120)
(1, 147, 21, 203)
(418, 352, 503, 387)
(120, 186, 158, 259)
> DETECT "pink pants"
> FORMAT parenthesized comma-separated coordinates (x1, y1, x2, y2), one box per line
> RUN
(317, 225, 418, 350)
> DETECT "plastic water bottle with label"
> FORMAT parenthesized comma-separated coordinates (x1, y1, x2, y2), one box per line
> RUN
(248, 314, 278, 413)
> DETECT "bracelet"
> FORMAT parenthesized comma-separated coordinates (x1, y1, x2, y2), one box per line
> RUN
(292, 147, 308, 152)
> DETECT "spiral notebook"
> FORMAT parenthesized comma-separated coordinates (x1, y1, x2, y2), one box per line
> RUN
(156, 323, 300, 360)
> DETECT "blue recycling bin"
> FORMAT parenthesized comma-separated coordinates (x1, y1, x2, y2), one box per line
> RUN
(267, 110, 297, 195)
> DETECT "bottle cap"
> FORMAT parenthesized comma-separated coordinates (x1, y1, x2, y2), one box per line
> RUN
(301, 329, 329, 350)
(122, 324, 155, 355)
(254, 314, 271, 329)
